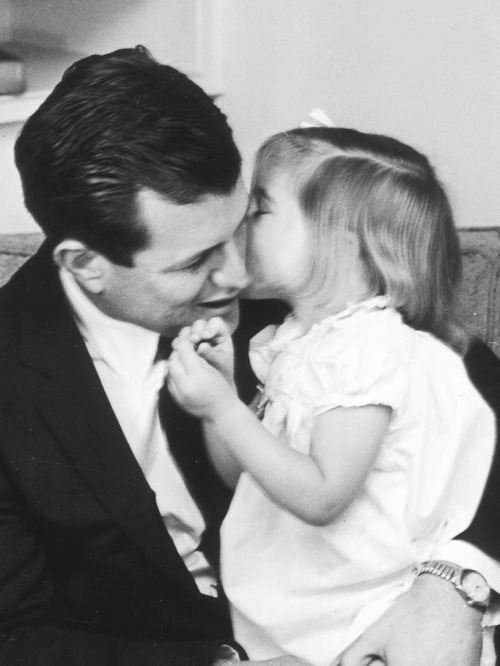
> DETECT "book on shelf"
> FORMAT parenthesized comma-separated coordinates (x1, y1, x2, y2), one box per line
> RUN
(0, 46, 26, 95)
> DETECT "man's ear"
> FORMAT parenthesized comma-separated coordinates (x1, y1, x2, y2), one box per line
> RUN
(52, 240, 110, 294)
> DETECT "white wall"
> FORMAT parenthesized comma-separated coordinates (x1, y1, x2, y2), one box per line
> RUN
(8, 0, 198, 72)
(2, 0, 499, 232)
(0, 123, 26, 233)
(221, 0, 500, 228)
(0, 0, 217, 233)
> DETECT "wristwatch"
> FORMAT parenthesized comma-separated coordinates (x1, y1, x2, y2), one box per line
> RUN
(416, 560, 490, 611)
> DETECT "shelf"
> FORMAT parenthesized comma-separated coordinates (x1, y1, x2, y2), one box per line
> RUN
(0, 40, 221, 126)
(0, 42, 84, 125)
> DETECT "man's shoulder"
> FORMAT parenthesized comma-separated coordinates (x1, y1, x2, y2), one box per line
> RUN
(0, 243, 57, 345)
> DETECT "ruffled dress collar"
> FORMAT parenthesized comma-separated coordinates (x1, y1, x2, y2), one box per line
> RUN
(250, 296, 391, 384)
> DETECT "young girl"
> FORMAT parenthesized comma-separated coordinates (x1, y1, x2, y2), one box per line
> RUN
(167, 127, 495, 665)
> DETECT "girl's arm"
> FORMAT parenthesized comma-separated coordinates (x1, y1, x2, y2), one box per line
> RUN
(203, 397, 390, 525)
(168, 338, 390, 524)
(169, 319, 242, 489)
(203, 421, 243, 490)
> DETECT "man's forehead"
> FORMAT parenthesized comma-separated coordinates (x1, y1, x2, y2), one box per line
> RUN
(135, 183, 248, 264)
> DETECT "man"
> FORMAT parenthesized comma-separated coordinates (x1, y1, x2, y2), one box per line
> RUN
(0, 45, 498, 665)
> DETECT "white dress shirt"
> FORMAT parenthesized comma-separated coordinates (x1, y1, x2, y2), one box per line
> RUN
(59, 268, 217, 597)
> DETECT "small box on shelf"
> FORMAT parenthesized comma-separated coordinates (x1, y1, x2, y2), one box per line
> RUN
(0, 42, 83, 125)
(0, 46, 25, 95)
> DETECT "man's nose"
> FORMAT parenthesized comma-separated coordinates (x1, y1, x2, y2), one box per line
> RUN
(210, 241, 249, 291)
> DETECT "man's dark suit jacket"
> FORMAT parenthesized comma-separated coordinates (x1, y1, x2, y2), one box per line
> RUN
(0, 242, 498, 665)
(0, 243, 236, 665)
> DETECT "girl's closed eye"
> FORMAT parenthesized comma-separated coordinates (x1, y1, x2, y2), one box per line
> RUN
(247, 188, 271, 221)
(249, 209, 267, 220)
(247, 201, 270, 220)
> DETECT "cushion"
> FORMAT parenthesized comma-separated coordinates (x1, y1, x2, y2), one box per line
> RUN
(0, 229, 498, 357)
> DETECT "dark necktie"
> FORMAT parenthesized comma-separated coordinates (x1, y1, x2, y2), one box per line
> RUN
(156, 337, 232, 567)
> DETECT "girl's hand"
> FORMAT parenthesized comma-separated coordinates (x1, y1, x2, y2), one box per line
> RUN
(173, 317, 235, 385)
(167, 337, 236, 420)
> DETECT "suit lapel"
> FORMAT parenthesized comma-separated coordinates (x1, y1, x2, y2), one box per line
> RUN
(15, 244, 199, 590)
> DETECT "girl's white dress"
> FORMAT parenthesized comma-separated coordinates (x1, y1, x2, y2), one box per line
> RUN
(221, 297, 495, 666)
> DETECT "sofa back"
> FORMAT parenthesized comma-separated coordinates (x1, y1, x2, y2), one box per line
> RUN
(0, 229, 499, 357)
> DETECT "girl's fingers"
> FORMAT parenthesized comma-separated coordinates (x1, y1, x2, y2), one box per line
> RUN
(173, 319, 228, 358)
(196, 317, 228, 346)
(196, 341, 213, 359)
(190, 319, 207, 340)
(175, 338, 203, 372)
(204, 317, 224, 339)
(178, 326, 192, 340)
(172, 326, 192, 350)
(166, 350, 183, 379)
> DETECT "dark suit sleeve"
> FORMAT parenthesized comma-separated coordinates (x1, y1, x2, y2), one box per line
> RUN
(1, 628, 227, 666)
(459, 338, 500, 559)
(0, 464, 234, 666)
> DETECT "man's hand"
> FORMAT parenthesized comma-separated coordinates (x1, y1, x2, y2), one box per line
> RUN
(337, 574, 483, 665)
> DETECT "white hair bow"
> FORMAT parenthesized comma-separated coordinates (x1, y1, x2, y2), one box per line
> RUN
(299, 108, 336, 129)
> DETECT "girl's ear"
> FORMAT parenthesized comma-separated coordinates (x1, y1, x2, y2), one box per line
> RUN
(52, 240, 110, 294)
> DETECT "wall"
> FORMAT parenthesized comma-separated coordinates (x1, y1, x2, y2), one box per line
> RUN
(221, 0, 500, 228)
(1, 0, 499, 232)
(0, 123, 26, 233)
(0, 0, 220, 233)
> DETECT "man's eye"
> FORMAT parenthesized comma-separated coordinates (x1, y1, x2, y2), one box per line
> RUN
(182, 254, 208, 271)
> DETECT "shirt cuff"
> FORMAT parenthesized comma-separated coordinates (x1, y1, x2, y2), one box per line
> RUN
(431, 539, 500, 627)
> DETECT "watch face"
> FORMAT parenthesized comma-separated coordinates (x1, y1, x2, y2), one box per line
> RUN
(461, 571, 490, 604)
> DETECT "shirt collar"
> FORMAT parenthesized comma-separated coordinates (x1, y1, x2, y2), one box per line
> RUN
(59, 268, 161, 383)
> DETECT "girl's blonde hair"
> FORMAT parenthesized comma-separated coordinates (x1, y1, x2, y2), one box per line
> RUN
(253, 127, 467, 353)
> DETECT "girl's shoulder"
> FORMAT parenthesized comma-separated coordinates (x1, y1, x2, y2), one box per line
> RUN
(266, 299, 416, 410)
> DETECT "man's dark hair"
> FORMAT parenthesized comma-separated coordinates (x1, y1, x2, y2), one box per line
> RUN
(14, 46, 242, 265)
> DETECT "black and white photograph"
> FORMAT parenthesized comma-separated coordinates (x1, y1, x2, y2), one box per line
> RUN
(0, 2, 498, 664)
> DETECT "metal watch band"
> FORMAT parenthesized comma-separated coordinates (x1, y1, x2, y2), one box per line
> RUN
(416, 560, 490, 611)
(418, 560, 457, 581)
